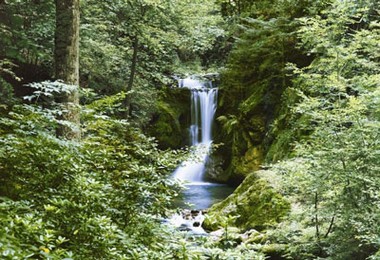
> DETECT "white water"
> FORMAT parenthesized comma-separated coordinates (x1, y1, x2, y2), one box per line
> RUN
(169, 77, 232, 231)
(172, 77, 218, 183)
(167, 210, 206, 235)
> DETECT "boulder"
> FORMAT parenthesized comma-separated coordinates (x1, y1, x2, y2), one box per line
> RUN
(203, 170, 290, 231)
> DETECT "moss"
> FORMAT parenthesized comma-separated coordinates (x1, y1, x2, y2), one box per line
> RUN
(204, 170, 290, 231)
(218, 144, 264, 184)
(216, 78, 302, 183)
(243, 145, 264, 171)
(147, 87, 190, 149)
(266, 128, 295, 162)
(150, 101, 182, 147)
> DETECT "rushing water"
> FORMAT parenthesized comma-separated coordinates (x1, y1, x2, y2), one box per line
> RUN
(169, 76, 233, 233)
(172, 76, 233, 210)
(172, 77, 217, 182)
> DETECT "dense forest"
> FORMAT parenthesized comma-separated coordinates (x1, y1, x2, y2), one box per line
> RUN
(1, 0, 379, 259)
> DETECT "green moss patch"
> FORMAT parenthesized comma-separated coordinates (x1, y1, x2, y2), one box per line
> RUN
(147, 88, 190, 149)
(204, 170, 290, 231)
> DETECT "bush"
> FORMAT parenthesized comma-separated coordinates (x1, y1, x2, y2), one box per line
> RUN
(0, 84, 184, 259)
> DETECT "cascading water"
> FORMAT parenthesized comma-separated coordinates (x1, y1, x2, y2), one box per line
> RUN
(168, 76, 234, 232)
(172, 77, 218, 183)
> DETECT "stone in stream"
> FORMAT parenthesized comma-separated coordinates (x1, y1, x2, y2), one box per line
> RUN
(168, 209, 208, 235)
(193, 222, 200, 227)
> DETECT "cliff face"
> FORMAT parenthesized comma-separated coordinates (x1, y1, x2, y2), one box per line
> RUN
(202, 86, 295, 232)
(208, 82, 295, 184)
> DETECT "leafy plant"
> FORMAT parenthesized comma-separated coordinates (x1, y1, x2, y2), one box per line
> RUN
(264, 1, 380, 258)
(0, 83, 186, 258)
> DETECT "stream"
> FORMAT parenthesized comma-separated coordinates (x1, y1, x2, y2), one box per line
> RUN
(175, 182, 235, 209)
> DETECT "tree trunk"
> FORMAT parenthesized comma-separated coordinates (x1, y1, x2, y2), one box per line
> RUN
(55, 0, 80, 140)
(124, 35, 139, 117)
(0, 1, 8, 46)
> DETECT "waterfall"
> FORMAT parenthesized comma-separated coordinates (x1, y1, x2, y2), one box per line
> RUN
(172, 77, 218, 183)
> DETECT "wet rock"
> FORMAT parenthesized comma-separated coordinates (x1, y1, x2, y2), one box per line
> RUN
(168, 209, 207, 235)
(178, 224, 192, 232)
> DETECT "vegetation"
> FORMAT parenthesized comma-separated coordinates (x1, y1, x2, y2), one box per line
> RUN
(205, 170, 290, 231)
(1, 0, 379, 259)
(210, 0, 380, 259)
(0, 84, 182, 258)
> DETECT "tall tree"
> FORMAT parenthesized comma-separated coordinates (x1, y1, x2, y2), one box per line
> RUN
(55, 0, 80, 139)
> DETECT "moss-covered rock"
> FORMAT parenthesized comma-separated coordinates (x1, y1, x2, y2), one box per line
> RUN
(207, 142, 265, 184)
(147, 87, 190, 149)
(204, 170, 290, 231)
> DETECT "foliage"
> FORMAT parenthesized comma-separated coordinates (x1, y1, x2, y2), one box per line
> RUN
(259, 1, 380, 258)
(0, 59, 19, 106)
(0, 0, 55, 65)
(208, 0, 380, 259)
(80, 0, 176, 87)
(0, 83, 186, 259)
(1, 0, 227, 129)
(215, 0, 322, 179)
(173, 0, 229, 69)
